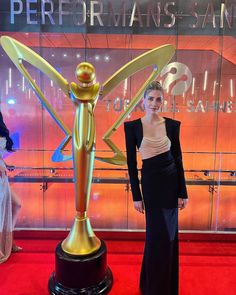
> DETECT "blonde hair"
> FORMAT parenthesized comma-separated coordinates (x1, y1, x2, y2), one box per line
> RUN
(144, 81, 163, 98)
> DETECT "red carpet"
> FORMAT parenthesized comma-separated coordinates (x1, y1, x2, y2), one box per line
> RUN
(0, 237, 236, 295)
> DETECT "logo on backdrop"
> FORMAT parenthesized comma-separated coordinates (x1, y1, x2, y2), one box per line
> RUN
(104, 61, 235, 114)
(160, 62, 192, 96)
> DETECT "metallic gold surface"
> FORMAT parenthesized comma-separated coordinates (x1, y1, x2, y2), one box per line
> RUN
(61, 212, 101, 256)
(0, 36, 72, 162)
(0, 35, 175, 255)
(1, 36, 101, 255)
(97, 44, 175, 165)
(76, 62, 96, 84)
(66, 78, 101, 254)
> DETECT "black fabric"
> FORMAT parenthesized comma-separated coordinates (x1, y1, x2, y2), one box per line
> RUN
(124, 117, 188, 201)
(141, 151, 178, 209)
(0, 111, 14, 151)
(140, 207, 178, 295)
(124, 117, 188, 295)
(141, 153, 179, 295)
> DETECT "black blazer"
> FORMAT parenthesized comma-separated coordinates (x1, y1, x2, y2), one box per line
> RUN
(124, 117, 188, 201)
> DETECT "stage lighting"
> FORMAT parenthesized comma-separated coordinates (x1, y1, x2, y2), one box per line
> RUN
(7, 98, 16, 104)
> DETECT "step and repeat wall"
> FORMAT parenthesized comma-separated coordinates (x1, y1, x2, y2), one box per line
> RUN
(0, 0, 235, 231)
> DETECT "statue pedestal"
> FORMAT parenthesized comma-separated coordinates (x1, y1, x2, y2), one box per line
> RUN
(48, 240, 113, 295)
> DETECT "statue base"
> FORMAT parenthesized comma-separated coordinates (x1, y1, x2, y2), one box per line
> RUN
(48, 240, 113, 295)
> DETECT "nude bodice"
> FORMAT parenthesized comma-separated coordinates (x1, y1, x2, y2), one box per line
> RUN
(139, 118, 171, 160)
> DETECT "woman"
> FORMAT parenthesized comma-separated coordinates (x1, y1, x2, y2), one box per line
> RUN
(0, 111, 21, 264)
(124, 81, 188, 295)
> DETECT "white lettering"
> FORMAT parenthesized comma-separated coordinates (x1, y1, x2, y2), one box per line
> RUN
(73, 0, 86, 26)
(108, 1, 126, 27)
(187, 100, 194, 112)
(90, 1, 104, 26)
(189, 2, 199, 28)
(220, 3, 234, 29)
(164, 2, 176, 28)
(42, 0, 55, 25)
(10, 0, 23, 24)
(129, 2, 143, 27)
(59, 0, 71, 26)
(202, 3, 216, 28)
(114, 97, 122, 112)
(146, 2, 161, 27)
(195, 100, 205, 112)
(27, 0, 38, 25)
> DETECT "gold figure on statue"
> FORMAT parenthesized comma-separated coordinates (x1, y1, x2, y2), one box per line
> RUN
(0, 36, 175, 256)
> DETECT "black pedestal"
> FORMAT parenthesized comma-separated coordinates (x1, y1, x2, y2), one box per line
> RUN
(48, 240, 113, 295)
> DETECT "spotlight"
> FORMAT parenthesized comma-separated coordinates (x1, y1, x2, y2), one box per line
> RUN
(7, 98, 16, 105)
(104, 55, 110, 62)
(95, 55, 100, 61)
(76, 53, 81, 59)
(50, 168, 55, 174)
(203, 170, 210, 176)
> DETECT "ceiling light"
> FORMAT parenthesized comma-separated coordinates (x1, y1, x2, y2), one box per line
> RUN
(104, 55, 110, 62)
(7, 98, 16, 105)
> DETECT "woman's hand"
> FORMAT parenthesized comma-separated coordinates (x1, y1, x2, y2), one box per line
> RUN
(6, 164, 15, 171)
(178, 198, 188, 210)
(134, 201, 145, 214)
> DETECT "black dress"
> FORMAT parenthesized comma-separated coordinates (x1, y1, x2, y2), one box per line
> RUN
(124, 117, 188, 295)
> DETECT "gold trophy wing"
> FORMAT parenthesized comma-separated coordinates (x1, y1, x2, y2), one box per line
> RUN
(96, 44, 175, 166)
(0, 36, 72, 162)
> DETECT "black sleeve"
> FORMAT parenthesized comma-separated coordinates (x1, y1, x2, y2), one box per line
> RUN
(171, 122, 188, 199)
(124, 122, 142, 201)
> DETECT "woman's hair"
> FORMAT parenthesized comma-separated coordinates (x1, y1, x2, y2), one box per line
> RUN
(144, 81, 164, 99)
(0, 112, 14, 152)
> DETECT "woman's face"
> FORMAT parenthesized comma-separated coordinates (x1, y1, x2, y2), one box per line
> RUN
(143, 89, 163, 115)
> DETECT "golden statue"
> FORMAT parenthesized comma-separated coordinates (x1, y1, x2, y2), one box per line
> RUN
(0, 36, 175, 256)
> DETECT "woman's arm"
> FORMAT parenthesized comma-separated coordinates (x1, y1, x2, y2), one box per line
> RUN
(171, 121, 188, 199)
(124, 122, 143, 202)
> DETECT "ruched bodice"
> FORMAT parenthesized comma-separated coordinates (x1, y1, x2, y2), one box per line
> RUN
(139, 119, 171, 160)
(139, 136, 171, 160)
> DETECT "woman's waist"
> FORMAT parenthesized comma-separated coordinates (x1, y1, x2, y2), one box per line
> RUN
(141, 151, 176, 173)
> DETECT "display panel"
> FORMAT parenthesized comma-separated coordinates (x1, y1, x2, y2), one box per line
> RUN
(0, 0, 235, 232)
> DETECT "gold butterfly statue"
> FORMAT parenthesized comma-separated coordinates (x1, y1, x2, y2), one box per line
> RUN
(0, 36, 175, 256)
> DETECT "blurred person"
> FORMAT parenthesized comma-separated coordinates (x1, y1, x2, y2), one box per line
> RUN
(0, 111, 21, 264)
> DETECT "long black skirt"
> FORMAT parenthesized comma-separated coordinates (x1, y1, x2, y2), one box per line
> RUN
(140, 151, 179, 295)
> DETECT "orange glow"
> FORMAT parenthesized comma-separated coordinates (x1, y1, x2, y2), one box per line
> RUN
(1, 32, 235, 231)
